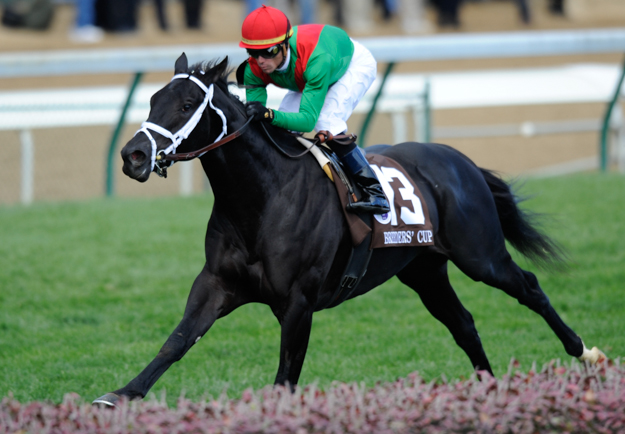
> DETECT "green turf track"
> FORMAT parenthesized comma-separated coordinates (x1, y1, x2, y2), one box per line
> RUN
(1, 173, 623, 405)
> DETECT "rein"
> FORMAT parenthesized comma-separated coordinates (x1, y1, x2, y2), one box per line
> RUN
(158, 117, 253, 163)
(260, 123, 357, 159)
(260, 123, 313, 159)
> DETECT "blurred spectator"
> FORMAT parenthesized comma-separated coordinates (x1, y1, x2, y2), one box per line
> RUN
(69, 0, 104, 43)
(375, 0, 396, 20)
(328, 0, 344, 26)
(184, 0, 203, 29)
(342, 0, 373, 31)
(463, 0, 530, 24)
(245, 0, 261, 15)
(548, 0, 563, 15)
(398, 0, 432, 33)
(153, 0, 167, 30)
(431, 0, 461, 27)
(373, 0, 433, 34)
(246, 0, 317, 24)
(1, 0, 54, 30)
(297, 0, 317, 24)
(152, 0, 203, 31)
(95, 0, 138, 32)
(517, 0, 530, 23)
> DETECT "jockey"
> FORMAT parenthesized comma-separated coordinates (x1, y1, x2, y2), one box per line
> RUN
(237, 5, 390, 215)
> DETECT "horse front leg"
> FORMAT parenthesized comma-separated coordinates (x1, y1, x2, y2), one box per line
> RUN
(273, 295, 314, 391)
(93, 266, 231, 406)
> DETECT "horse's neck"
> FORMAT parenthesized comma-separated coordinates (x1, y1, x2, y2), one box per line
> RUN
(200, 109, 294, 212)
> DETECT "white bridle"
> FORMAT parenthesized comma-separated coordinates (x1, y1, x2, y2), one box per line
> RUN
(135, 73, 228, 176)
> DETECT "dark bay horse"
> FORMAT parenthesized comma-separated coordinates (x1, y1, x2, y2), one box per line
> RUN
(93, 54, 604, 406)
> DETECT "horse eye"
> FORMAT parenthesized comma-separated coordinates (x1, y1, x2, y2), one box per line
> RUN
(182, 103, 193, 112)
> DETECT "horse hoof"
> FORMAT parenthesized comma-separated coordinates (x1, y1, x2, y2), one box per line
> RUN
(578, 345, 607, 364)
(92, 392, 121, 407)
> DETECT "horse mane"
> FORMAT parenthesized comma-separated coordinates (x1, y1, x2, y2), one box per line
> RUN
(188, 60, 243, 109)
(188, 59, 304, 150)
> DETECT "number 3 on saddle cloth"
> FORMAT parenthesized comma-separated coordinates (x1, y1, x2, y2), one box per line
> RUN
(333, 154, 435, 249)
(326, 153, 435, 305)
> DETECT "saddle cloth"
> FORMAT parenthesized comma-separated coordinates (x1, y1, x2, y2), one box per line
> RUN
(331, 154, 435, 249)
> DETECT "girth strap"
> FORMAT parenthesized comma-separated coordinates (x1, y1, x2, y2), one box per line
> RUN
(331, 212, 373, 305)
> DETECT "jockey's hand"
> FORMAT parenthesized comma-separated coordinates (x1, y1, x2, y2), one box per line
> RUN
(246, 101, 274, 122)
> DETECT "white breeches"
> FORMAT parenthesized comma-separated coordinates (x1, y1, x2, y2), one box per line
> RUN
(278, 39, 377, 136)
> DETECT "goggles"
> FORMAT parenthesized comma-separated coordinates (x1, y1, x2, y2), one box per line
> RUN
(247, 44, 282, 59)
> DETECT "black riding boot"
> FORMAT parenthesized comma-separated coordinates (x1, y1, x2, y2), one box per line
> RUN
(339, 147, 391, 215)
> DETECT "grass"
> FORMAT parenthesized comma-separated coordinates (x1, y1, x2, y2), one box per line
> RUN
(0, 173, 624, 406)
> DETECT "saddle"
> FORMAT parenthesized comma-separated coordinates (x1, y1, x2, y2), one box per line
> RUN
(296, 136, 435, 306)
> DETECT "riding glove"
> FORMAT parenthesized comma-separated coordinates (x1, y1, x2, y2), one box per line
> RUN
(246, 101, 274, 122)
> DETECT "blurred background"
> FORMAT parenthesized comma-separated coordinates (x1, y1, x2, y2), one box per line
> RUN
(1, 0, 624, 205)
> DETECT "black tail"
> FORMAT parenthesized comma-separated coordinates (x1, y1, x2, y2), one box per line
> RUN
(480, 168, 566, 268)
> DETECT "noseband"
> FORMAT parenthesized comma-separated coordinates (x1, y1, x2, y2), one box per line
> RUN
(135, 73, 229, 178)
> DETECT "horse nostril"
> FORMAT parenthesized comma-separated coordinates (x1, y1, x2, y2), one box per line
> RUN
(129, 150, 146, 165)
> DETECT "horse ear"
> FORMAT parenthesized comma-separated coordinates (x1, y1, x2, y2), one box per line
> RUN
(175, 53, 188, 74)
(210, 56, 229, 82)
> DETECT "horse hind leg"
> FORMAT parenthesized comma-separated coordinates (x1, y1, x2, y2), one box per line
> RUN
(397, 255, 493, 375)
(456, 249, 604, 363)
(579, 345, 607, 364)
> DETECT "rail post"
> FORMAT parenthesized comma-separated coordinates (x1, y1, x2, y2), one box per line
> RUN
(106, 71, 143, 197)
(360, 62, 395, 147)
(20, 129, 34, 205)
(600, 53, 625, 172)
(413, 78, 431, 143)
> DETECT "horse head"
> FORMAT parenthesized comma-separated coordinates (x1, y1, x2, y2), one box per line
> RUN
(121, 53, 232, 182)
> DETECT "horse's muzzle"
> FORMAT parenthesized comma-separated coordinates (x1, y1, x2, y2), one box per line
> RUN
(121, 138, 151, 182)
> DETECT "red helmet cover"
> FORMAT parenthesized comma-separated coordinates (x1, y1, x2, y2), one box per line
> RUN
(240, 5, 292, 49)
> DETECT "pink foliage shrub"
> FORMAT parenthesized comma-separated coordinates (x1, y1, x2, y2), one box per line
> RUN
(2, 360, 624, 433)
